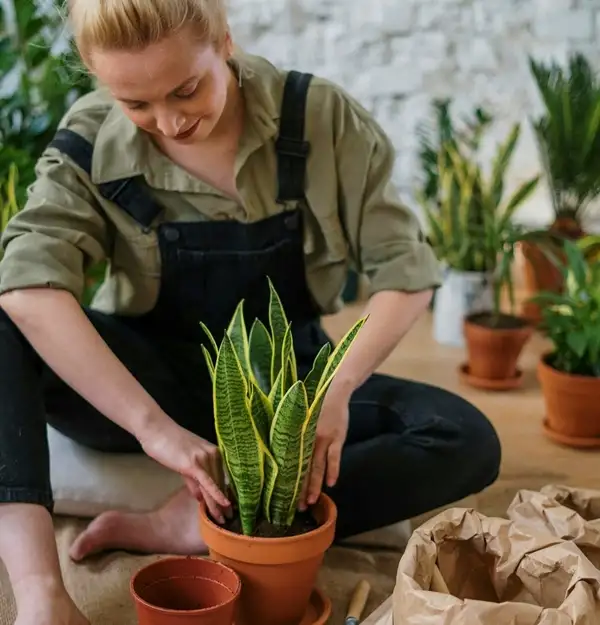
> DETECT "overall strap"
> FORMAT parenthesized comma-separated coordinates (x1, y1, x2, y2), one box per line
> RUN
(48, 128, 163, 229)
(275, 70, 313, 203)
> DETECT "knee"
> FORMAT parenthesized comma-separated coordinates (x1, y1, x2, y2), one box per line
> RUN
(453, 394, 502, 492)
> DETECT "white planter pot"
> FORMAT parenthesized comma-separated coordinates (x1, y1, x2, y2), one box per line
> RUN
(433, 268, 494, 347)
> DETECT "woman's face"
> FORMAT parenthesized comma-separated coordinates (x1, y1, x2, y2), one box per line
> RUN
(89, 28, 234, 144)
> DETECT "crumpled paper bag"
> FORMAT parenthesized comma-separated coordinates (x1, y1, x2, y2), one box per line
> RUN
(508, 485, 600, 569)
(393, 507, 600, 624)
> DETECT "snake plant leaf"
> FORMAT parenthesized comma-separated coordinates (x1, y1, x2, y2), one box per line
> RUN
(227, 300, 251, 378)
(248, 319, 273, 395)
(268, 380, 309, 527)
(213, 333, 264, 535)
(268, 277, 289, 384)
(280, 323, 296, 390)
(201, 345, 215, 382)
(261, 444, 279, 524)
(303, 342, 331, 406)
(268, 368, 285, 413)
(249, 379, 273, 443)
(315, 317, 368, 401)
(199, 321, 219, 360)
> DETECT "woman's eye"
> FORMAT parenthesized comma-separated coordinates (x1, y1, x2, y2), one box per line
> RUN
(176, 85, 199, 99)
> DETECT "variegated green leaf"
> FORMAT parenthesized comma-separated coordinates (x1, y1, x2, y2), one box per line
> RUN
(268, 277, 289, 384)
(249, 319, 273, 394)
(214, 333, 264, 536)
(227, 300, 251, 377)
(280, 323, 295, 390)
(268, 368, 285, 413)
(200, 322, 219, 359)
(249, 380, 273, 444)
(201, 345, 215, 382)
(314, 317, 368, 404)
(268, 380, 309, 527)
(303, 342, 331, 405)
(262, 447, 279, 524)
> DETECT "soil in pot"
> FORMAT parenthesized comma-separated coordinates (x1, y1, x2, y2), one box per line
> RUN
(461, 312, 533, 390)
(538, 353, 600, 447)
(130, 556, 241, 625)
(199, 493, 336, 625)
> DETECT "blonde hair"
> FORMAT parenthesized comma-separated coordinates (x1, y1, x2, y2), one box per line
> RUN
(68, 0, 229, 64)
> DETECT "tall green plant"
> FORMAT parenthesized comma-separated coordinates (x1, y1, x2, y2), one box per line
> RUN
(529, 53, 600, 233)
(200, 279, 366, 536)
(530, 237, 600, 377)
(421, 123, 540, 274)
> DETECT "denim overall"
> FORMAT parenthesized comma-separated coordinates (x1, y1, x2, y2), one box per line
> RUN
(0, 71, 501, 540)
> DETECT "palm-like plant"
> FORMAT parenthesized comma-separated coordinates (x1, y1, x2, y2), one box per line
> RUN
(200, 279, 366, 536)
(529, 53, 600, 237)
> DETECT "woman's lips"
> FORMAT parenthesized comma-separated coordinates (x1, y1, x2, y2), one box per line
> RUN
(175, 118, 202, 140)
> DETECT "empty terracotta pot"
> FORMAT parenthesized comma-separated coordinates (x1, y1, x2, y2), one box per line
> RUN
(130, 556, 241, 625)
(199, 493, 337, 625)
(538, 353, 600, 447)
(462, 312, 533, 389)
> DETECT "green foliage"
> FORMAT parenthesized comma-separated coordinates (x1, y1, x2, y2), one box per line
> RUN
(420, 122, 540, 275)
(0, 0, 94, 204)
(201, 279, 367, 536)
(530, 236, 600, 377)
(529, 53, 600, 225)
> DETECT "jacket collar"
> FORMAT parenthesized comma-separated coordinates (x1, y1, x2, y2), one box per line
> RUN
(90, 52, 283, 190)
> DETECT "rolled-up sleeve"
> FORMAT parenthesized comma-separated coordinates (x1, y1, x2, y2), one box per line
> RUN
(335, 94, 442, 294)
(0, 149, 110, 301)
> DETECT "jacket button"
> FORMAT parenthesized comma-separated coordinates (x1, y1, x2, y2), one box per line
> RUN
(163, 226, 180, 242)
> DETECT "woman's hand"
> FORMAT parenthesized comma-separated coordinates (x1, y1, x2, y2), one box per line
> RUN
(138, 419, 232, 524)
(299, 387, 350, 510)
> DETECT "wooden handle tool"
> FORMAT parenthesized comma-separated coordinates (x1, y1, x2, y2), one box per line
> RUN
(345, 579, 371, 625)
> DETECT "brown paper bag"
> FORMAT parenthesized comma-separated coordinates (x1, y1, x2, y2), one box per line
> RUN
(393, 507, 600, 624)
(508, 485, 600, 569)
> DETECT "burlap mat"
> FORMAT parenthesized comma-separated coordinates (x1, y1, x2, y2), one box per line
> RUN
(0, 516, 403, 625)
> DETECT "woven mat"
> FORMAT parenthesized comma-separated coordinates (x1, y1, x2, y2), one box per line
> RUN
(0, 516, 404, 625)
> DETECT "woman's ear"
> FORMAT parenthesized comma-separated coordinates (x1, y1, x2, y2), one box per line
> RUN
(222, 30, 234, 59)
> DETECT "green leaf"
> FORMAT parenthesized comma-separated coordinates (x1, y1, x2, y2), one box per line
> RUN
(268, 380, 309, 527)
(248, 319, 273, 394)
(304, 342, 331, 406)
(200, 322, 219, 360)
(227, 300, 251, 377)
(268, 277, 289, 384)
(249, 380, 273, 444)
(567, 331, 588, 358)
(213, 333, 264, 536)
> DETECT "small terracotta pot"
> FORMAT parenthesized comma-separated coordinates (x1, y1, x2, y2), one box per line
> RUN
(199, 493, 336, 625)
(461, 312, 534, 390)
(538, 353, 600, 447)
(130, 556, 241, 625)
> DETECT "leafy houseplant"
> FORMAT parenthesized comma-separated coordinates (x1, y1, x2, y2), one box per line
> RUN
(522, 53, 600, 321)
(198, 278, 366, 625)
(421, 121, 540, 347)
(532, 237, 600, 447)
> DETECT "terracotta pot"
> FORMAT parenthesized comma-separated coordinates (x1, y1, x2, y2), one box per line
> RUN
(130, 556, 241, 625)
(199, 493, 336, 625)
(538, 353, 600, 447)
(460, 312, 533, 390)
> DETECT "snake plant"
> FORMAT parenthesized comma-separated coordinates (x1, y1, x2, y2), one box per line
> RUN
(200, 279, 366, 536)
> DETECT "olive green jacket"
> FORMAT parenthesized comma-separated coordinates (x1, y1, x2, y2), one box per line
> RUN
(0, 53, 441, 315)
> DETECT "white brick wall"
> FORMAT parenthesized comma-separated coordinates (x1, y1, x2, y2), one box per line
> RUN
(228, 0, 600, 229)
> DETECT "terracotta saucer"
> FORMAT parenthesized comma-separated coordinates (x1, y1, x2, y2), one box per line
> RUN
(300, 588, 331, 625)
(542, 419, 600, 449)
(458, 363, 523, 391)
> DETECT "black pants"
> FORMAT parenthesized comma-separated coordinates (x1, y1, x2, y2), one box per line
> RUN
(0, 307, 501, 539)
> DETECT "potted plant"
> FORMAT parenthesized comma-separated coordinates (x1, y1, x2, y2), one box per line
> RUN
(421, 121, 540, 347)
(521, 53, 600, 322)
(461, 224, 547, 391)
(531, 236, 600, 447)
(198, 278, 367, 625)
(415, 98, 493, 312)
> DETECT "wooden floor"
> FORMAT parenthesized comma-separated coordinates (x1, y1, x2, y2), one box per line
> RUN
(321, 301, 600, 525)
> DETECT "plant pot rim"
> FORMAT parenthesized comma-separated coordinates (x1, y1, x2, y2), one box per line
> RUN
(130, 555, 241, 616)
(538, 351, 600, 383)
(464, 311, 534, 330)
(199, 492, 337, 546)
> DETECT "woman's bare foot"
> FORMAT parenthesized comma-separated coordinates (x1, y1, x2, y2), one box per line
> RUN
(69, 488, 207, 562)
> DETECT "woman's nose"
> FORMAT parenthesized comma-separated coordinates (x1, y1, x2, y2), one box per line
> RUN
(156, 112, 186, 138)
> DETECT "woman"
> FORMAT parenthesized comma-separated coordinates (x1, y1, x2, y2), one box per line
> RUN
(0, 0, 501, 623)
